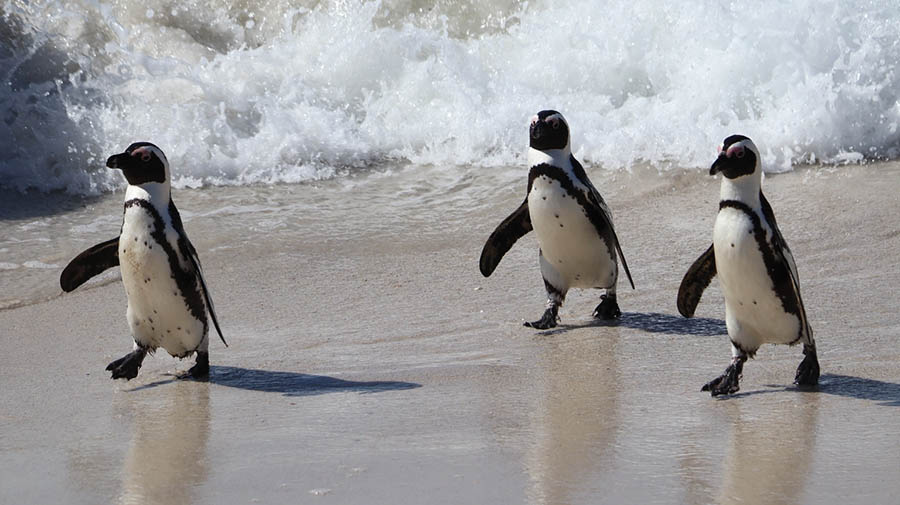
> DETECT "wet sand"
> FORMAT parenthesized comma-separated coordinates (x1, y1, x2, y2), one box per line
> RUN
(2, 163, 899, 504)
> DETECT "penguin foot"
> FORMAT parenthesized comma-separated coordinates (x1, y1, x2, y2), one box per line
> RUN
(794, 346, 820, 387)
(592, 294, 621, 320)
(106, 349, 147, 380)
(186, 351, 210, 379)
(702, 357, 745, 396)
(524, 306, 559, 329)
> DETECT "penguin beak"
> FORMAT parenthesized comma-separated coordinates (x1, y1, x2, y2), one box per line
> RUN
(106, 153, 128, 170)
(710, 154, 727, 175)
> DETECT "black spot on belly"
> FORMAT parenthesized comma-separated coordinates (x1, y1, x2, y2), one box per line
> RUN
(555, 214, 559, 218)
(559, 223, 564, 228)
(134, 237, 137, 242)
(153, 309, 158, 314)
(148, 317, 153, 324)
(731, 243, 734, 247)
(186, 329, 191, 335)
(542, 196, 546, 200)
(753, 300, 757, 305)
(177, 326, 181, 330)
(143, 241, 147, 246)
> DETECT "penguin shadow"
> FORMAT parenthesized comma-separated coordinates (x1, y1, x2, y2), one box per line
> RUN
(536, 311, 726, 338)
(813, 373, 900, 406)
(715, 374, 900, 406)
(128, 366, 421, 397)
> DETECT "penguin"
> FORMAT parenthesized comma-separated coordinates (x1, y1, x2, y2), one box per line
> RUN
(480, 110, 634, 329)
(60, 142, 226, 380)
(678, 135, 819, 396)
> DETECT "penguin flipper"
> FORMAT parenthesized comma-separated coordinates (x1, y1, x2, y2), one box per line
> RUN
(60, 237, 120, 292)
(189, 250, 227, 348)
(677, 243, 717, 318)
(169, 200, 227, 348)
(480, 198, 532, 277)
(570, 155, 634, 290)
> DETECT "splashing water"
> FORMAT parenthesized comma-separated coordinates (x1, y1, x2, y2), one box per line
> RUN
(2, 0, 899, 194)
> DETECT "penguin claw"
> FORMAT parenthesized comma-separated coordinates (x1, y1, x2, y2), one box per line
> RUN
(592, 294, 621, 320)
(524, 307, 559, 329)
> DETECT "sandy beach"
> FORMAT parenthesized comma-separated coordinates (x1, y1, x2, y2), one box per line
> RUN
(1, 162, 899, 504)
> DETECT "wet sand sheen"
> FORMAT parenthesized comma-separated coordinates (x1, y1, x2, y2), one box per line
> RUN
(1, 163, 899, 504)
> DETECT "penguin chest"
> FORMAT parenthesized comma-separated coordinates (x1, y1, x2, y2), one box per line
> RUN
(528, 175, 615, 289)
(713, 209, 799, 347)
(119, 209, 205, 357)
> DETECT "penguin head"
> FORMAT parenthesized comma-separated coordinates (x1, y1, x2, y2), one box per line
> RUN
(529, 110, 570, 152)
(107, 142, 169, 186)
(710, 135, 759, 179)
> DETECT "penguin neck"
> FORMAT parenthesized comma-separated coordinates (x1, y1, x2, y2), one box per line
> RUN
(719, 170, 762, 207)
(125, 182, 171, 211)
(528, 146, 572, 171)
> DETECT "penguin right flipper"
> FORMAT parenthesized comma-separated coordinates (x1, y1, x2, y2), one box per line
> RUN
(60, 237, 120, 292)
(480, 198, 532, 277)
(677, 243, 717, 318)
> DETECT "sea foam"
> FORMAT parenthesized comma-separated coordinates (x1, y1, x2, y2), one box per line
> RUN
(2, 0, 898, 193)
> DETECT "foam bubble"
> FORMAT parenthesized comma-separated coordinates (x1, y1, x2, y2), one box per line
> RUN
(2, 0, 898, 194)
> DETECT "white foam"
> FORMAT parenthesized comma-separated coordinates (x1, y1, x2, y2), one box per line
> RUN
(2, 0, 899, 194)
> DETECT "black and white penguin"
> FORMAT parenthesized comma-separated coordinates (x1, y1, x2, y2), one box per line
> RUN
(678, 135, 818, 396)
(60, 142, 226, 380)
(480, 110, 634, 329)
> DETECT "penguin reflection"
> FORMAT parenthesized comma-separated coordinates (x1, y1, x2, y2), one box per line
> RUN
(527, 332, 620, 504)
(119, 381, 210, 505)
(717, 394, 819, 505)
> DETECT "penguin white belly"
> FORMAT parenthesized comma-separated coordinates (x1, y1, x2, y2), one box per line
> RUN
(119, 208, 204, 358)
(713, 209, 800, 350)
(528, 175, 615, 289)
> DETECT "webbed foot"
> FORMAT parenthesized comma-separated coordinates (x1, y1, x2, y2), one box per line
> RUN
(524, 306, 559, 329)
(186, 351, 210, 379)
(592, 294, 621, 320)
(106, 349, 147, 380)
(702, 356, 745, 396)
(794, 345, 819, 387)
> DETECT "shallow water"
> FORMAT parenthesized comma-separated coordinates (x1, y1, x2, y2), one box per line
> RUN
(1, 164, 899, 504)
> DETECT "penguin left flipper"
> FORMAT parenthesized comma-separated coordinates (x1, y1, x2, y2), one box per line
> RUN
(677, 243, 717, 318)
(571, 156, 635, 290)
(480, 198, 532, 277)
(168, 201, 227, 348)
(60, 237, 120, 292)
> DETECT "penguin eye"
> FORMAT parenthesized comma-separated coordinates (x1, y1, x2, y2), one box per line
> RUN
(734, 147, 745, 158)
(550, 118, 560, 129)
(141, 153, 151, 162)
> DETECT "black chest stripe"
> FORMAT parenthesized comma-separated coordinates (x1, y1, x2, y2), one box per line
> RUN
(527, 163, 616, 262)
(719, 199, 803, 343)
(124, 199, 208, 334)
